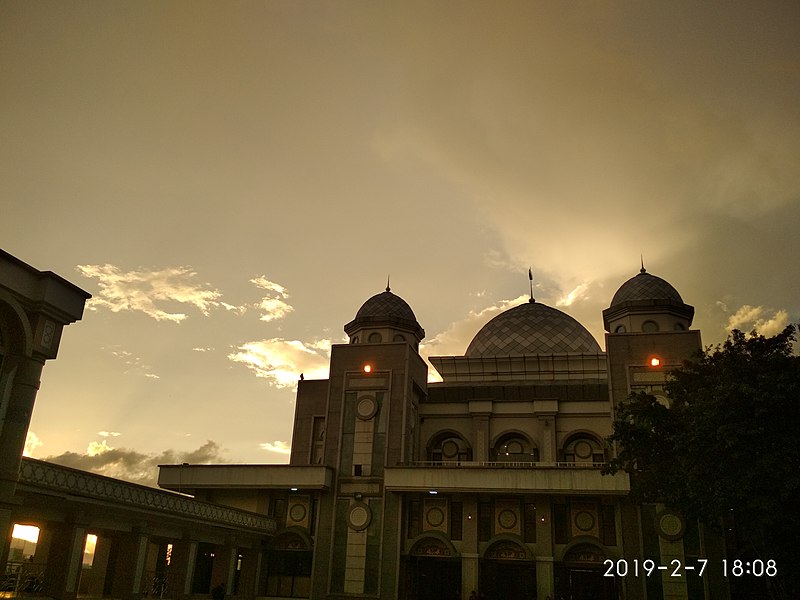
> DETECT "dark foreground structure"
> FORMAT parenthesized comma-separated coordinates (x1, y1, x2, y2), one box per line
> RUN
(2, 249, 731, 599)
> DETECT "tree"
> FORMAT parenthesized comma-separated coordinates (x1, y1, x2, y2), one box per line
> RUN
(605, 325, 800, 599)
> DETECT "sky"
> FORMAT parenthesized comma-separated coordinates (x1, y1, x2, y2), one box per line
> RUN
(2, 2, 799, 486)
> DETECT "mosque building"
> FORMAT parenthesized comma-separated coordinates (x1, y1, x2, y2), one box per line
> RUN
(159, 266, 728, 600)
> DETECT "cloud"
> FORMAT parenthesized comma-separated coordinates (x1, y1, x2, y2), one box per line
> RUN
(23, 431, 43, 457)
(77, 264, 225, 322)
(556, 282, 592, 307)
(228, 338, 331, 388)
(250, 276, 294, 322)
(101, 345, 160, 379)
(44, 440, 226, 487)
(260, 440, 291, 455)
(192, 347, 215, 352)
(98, 431, 122, 438)
(725, 305, 789, 337)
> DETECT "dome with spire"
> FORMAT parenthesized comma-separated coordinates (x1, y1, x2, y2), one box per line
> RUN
(466, 301, 601, 356)
(354, 290, 418, 322)
(344, 287, 425, 343)
(610, 268, 684, 307)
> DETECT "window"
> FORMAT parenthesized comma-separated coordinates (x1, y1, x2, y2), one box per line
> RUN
(601, 505, 617, 546)
(429, 433, 472, 463)
(524, 504, 537, 543)
(614, 324, 626, 333)
(674, 322, 686, 331)
(478, 502, 492, 541)
(553, 503, 569, 544)
(450, 502, 463, 541)
(562, 435, 606, 465)
(407, 500, 421, 538)
(642, 320, 659, 332)
(368, 332, 382, 343)
(493, 434, 538, 463)
(393, 333, 406, 342)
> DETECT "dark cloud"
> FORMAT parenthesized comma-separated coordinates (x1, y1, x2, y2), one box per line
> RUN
(44, 440, 226, 488)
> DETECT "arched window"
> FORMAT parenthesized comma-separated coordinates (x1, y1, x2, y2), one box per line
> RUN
(561, 434, 606, 465)
(614, 324, 626, 333)
(642, 320, 659, 333)
(368, 332, 382, 343)
(393, 333, 406, 342)
(492, 434, 538, 463)
(428, 433, 472, 463)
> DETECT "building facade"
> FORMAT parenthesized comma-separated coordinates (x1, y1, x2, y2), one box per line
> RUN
(160, 269, 729, 600)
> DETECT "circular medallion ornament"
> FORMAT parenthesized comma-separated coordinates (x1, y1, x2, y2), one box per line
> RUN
(425, 507, 445, 528)
(574, 441, 593, 459)
(441, 440, 459, 459)
(348, 502, 372, 531)
(575, 511, 596, 532)
(498, 509, 518, 530)
(656, 510, 685, 540)
(289, 503, 307, 523)
(355, 396, 377, 420)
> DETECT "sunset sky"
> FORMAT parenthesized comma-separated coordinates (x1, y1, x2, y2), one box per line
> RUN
(2, 2, 798, 485)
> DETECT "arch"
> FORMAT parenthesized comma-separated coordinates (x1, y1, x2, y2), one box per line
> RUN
(560, 431, 608, 465)
(482, 534, 532, 561)
(490, 431, 538, 462)
(426, 430, 472, 463)
(0, 290, 34, 357)
(558, 537, 618, 564)
(267, 527, 314, 552)
(408, 532, 459, 558)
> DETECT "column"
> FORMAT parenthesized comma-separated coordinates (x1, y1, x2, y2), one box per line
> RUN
(41, 521, 87, 600)
(110, 530, 150, 600)
(461, 495, 479, 598)
(0, 356, 44, 495)
(237, 547, 263, 599)
(84, 534, 113, 597)
(210, 543, 238, 596)
(535, 557, 555, 599)
(170, 539, 198, 600)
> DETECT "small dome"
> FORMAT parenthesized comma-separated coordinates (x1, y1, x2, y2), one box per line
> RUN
(611, 270, 684, 306)
(355, 291, 417, 322)
(344, 289, 425, 341)
(466, 301, 601, 356)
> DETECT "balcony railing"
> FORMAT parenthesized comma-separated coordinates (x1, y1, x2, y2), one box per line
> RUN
(1, 561, 46, 596)
(398, 460, 606, 468)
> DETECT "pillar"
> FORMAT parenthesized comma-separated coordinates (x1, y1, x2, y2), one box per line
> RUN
(462, 495, 479, 598)
(110, 530, 150, 600)
(41, 521, 87, 600)
(210, 543, 238, 596)
(171, 539, 198, 600)
(84, 534, 113, 597)
(535, 557, 555, 600)
(0, 356, 44, 496)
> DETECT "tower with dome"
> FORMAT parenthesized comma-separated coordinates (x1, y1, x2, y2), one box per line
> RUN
(156, 267, 727, 600)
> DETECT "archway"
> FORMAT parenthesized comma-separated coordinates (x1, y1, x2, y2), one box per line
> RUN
(480, 539, 536, 600)
(555, 542, 617, 600)
(405, 536, 460, 600)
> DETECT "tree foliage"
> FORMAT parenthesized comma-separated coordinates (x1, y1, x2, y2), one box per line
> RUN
(606, 325, 800, 597)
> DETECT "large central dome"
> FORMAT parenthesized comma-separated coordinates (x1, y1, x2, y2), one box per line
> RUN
(466, 301, 602, 356)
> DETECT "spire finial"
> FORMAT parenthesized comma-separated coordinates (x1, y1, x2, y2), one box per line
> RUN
(386, 274, 391, 292)
(640, 255, 646, 273)
(528, 267, 535, 303)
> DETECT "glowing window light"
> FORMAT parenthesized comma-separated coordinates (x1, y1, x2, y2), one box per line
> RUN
(650, 357, 661, 367)
(363, 364, 372, 373)
(12, 524, 40, 544)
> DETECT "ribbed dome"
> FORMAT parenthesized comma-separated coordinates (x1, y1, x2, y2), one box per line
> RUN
(355, 291, 417, 321)
(611, 271, 683, 306)
(466, 301, 601, 356)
